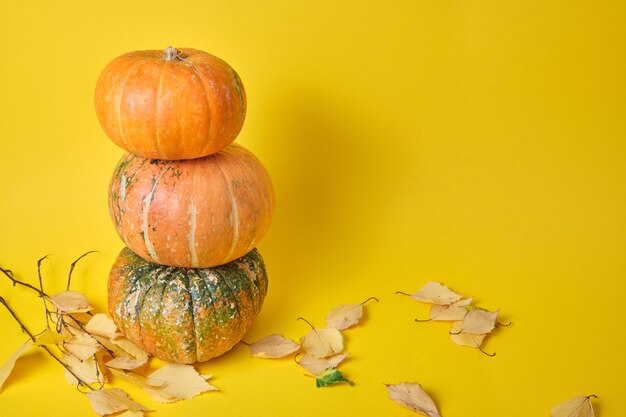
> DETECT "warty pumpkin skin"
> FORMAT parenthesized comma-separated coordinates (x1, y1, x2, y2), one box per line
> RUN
(108, 246, 268, 363)
(108, 143, 274, 268)
(95, 47, 246, 160)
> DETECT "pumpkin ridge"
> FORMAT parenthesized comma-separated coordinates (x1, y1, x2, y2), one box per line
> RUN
(210, 267, 244, 346)
(195, 268, 230, 356)
(141, 271, 173, 361)
(133, 265, 169, 351)
(117, 57, 149, 153)
(215, 257, 257, 333)
(167, 272, 197, 362)
(188, 162, 199, 267)
(215, 158, 239, 264)
(187, 60, 214, 157)
(140, 164, 174, 263)
(154, 60, 168, 158)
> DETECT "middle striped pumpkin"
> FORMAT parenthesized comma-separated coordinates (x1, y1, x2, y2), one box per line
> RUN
(108, 143, 274, 268)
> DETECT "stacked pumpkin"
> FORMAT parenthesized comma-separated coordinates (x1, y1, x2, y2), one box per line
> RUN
(95, 46, 274, 364)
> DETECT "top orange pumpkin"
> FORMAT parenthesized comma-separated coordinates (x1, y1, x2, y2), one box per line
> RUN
(95, 47, 246, 160)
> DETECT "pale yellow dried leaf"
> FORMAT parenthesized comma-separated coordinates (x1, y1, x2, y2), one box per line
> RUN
(63, 353, 106, 384)
(326, 303, 363, 330)
(144, 364, 218, 403)
(386, 382, 441, 417)
(297, 353, 349, 375)
(429, 298, 472, 321)
(458, 308, 498, 334)
(412, 281, 463, 305)
(35, 328, 70, 346)
(300, 328, 344, 358)
(0, 340, 32, 392)
(118, 411, 145, 417)
(86, 388, 150, 416)
(48, 290, 93, 313)
(108, 368, 163, 389)
(551, 395, 596, 417)
(105, 356, 147, 370)
(249, 334, 300, 358)
(85, 314, 120, 339)
(65, 333, 101, 361)
(449, 321, 487, 348)
(111, 337, 149, 362)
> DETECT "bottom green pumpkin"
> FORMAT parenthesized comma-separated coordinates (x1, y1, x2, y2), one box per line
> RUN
(108, 247, 268, 363)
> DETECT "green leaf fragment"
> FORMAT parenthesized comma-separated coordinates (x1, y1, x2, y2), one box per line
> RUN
(315, 367, 354, 388)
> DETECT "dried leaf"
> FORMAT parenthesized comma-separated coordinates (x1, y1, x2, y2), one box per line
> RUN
(111, 338, 149, 363)
(428, 298, 472, 321)
(298, 353, 349, 375)
(48, 291, 93, 313)
(109, 368, 163, 389)
(63, 353, 106, 384)
(326, 303, 363, 330)
(144, 364, 217, 403)
(411, 282, 463, 305)
(105, 356, 147, 370)
(300, 328, 344, 358)
(457, 308, 498, 334)
(0, 340, 32, 392)
(551, 395, 596, 417)
(35, 328, 70, 346)
(386, 382, 441, 417)
(85, 314, 119, 339)
(65, 333, 101, 361)
(449, 321, 487, 348)
(315, 367, 354, 388)
(86, 388, 150, 416)
(118, 411, 145, 417)
(249, 334, 300, 358)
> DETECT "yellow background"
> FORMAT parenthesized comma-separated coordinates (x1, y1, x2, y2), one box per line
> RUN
(1, 1, 625, 416)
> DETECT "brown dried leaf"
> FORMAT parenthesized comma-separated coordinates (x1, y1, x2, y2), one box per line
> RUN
(457, 308, 498, 334)
(85, 314, 119, 339)
(297, 353, 349, 375)
(86, 388, 150, 416)
(249, 334, 300, 358)
(428, 298, 472, 321)
(386, 382, 441, 417)
(326, 304, 363, 330)
(300, 328, 344, 358)
(105, 356, 147, 370)
(144, 364, 218, 403)
(449, 321, 487, 348)
(48, 290, 93, 313)
(63, 353, 106, 384)
(0, 340, 32, 392)
(551, 395, 596, 417)
(65, 333, 101, 361)
(411, 282, 463, 305)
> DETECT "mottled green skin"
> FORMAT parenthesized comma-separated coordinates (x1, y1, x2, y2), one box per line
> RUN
(108, 247, 268, 363)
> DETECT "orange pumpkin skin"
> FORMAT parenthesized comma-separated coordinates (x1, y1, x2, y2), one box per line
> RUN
(95, 47, 246, 160)
(109, 143, 274, 268)
(108, 246, 268, 363)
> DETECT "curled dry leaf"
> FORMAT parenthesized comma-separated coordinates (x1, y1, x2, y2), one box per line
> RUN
(85, 314, 119, 339)
(427, 298, 472, 321)
(64, 333, 101, 361)
(449, 321, 487, 348)
(144, 363, 218, 403)
(108, 368, 164, 389)
(35, 328, 70, 345)
(48, 290, 93, 313)
(326, 303, 363, 330)
(315, 367, 354, 388)
(105, 356, 147, 371)
(111, 337, 149, 363)
(300, 327, 344, 359)
(63, 353, 106, 385)
(249, 334, 300, 358)
(386, 382, 441, 417)
(86, 387, 150, 416)
(411, 282, 463, 305)
(551, 395, 597, 417)
(456, 308, 498, 335)
(297, 353, 349, 375)
(0, 340, 32, 392)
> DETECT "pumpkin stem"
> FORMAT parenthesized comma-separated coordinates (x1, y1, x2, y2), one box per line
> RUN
(163, 46, 184, 61)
